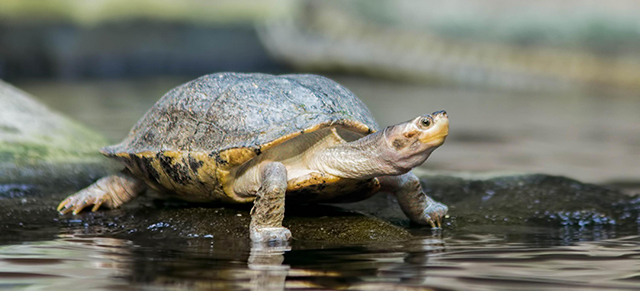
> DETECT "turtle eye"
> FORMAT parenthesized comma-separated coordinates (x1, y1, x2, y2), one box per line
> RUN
(419, 117, 431, 128)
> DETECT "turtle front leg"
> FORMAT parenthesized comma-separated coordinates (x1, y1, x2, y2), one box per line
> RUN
(249, 162, 292, 242)
(57, 170, 146, 215)
(378, 172, 448, 228)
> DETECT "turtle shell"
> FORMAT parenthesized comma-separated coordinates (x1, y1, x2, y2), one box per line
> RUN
(102, 73, 380, 203)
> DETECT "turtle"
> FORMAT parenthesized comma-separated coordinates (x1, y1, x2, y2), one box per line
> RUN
(57, 72, 449, 242)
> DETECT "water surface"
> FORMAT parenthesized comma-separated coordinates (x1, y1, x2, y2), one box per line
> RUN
(1, 226, 639, 290)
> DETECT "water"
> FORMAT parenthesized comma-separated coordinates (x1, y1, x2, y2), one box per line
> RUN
(4, 77, 640, 290)
(1, 227, 639, 290)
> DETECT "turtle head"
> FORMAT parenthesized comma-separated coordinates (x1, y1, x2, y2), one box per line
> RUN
(383, 110, 449, 171)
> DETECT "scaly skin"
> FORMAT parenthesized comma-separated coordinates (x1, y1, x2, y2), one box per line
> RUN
(249, 162, 292, 242)
(309, 112, 448, 180)
(57, 170, 146, 215)
(378, 173, 448, 228)
(308, 111, 450, 228)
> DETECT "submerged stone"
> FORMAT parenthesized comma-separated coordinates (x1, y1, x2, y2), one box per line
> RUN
(0, 79, 118, 194)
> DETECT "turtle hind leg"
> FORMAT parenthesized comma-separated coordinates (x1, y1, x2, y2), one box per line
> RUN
(378, 172, 448, 228)
(57, 170, 146, 215)
(249, 162, 292, 242)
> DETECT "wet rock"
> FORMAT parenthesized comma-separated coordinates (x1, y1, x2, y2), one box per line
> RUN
(0, 79, 118, 194)
(119, 202, 412, 246)
(0, 187, 412, 246)
(425, 173, 640, 228)
(342, 172, 640, 229)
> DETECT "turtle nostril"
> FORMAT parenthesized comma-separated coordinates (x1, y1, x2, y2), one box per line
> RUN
(432, 110, 447, 117)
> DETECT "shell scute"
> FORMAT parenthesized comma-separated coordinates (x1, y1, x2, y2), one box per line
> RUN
(101, 73, 379, 202)
(157, 151, 192, 186)
(103, 73, 377, 156)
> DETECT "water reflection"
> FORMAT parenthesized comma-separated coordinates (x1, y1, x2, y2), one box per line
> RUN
(247, 242, 290, 291)
(0, 235, 132, 290)
(431, 233, 640, 291)
(1, 229, 640, 290)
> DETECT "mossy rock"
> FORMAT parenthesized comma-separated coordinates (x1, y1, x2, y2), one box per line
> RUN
(0, 79, 118, 191)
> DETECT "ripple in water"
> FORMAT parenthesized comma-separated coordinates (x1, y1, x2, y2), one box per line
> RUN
(0, 227, 639, 290)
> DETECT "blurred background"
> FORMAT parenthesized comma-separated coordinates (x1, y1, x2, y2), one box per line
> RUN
(2, 0, 639, 185)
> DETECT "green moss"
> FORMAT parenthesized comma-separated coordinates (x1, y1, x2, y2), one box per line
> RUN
(0, 114, 109, 166)
(0, 143, 49, 163)
(0, 141, 105, 165)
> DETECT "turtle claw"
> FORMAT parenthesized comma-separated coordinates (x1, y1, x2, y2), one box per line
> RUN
(91, 199, 106, 212)
(57, 173, 145, 215)
(425, 217, 437, 229)
(57, 197, 77, 215)
(423, 202, 448, 229)
(57, 190, 109, 215)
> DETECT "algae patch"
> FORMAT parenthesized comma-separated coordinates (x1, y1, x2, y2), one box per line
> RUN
(0, 79, 114, 186)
